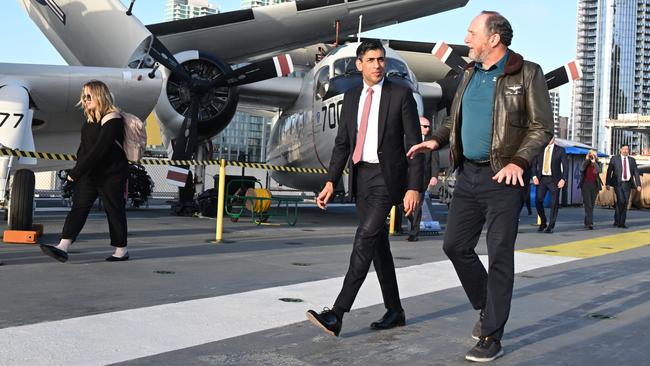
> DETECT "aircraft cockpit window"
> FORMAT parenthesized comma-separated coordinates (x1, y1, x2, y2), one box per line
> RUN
(333, 58, 360, 77)
(385, 59, 410, 80)
(315, 66, 330, 100)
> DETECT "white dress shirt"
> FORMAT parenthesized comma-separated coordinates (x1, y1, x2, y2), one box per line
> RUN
(621, 155, 631, 181)
(356, 78, 384, 164)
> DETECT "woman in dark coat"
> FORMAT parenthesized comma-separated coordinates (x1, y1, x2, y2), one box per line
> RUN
(578, 149, 604, 230)
(40, 80, 130, 262)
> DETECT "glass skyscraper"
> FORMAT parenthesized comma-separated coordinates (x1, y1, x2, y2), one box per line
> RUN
(572, 0, 650, 153)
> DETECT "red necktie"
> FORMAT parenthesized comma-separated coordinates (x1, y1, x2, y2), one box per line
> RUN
(622, 157, 628, 181)
(352, 88, 374, 164)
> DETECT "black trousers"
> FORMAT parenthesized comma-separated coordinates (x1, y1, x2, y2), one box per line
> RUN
(614, 182, 632, 226)
(520, 183, 531, 215)
(407, 192, 425, 236)
(535, 176, 560, 228)
(581, 182, 597, 226)
(443, 162, 522, 340)
(61, 174, 128, 247)
(334, 163, 402, 313)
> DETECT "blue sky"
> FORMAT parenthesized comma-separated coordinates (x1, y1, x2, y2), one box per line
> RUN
(0, 0, 577, 115)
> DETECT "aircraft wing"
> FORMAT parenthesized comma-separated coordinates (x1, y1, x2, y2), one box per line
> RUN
(147, 0, 470, 64)
(237, 76, 304, 117)
(285, 38, 469, 80)
(0, 62, 162, 170)
(0, 63, 162, 122)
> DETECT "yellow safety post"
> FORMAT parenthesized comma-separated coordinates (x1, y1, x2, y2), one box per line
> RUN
(215, 159, 226, 243)
(389, 205, 396, 235)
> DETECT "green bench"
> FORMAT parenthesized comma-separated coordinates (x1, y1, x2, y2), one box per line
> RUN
(224, 178, 302, 226)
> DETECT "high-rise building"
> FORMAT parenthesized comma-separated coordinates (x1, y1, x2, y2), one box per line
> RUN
(241, 0, 291, 8)
(558, 116, 569, 140)
(165, 0, 219, 21)
(571, 0, 650, 154)
(549, 90, 561, 137)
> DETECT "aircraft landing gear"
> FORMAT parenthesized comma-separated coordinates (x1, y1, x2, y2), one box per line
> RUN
(7, 169, 35, 230)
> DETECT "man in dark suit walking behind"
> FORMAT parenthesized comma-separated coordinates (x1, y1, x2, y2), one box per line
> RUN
(532, 137, 568, 234)
(306, 40, 423, 337)
(405, 116, 440, 242)
(606, 144, 642, 228)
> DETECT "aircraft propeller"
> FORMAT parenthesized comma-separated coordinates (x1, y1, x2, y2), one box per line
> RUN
(146, 36, 293, 161)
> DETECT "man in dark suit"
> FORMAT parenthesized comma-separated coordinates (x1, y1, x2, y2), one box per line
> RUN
(405, 116, 440, 242)
(532, 137, 568, 233)
(606, 144, 642, 228)
(306, 40, 423, 336)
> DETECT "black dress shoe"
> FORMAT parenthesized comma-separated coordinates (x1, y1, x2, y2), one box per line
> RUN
(618, 224, 628, 229)
(407, 235, 419, 242)
(537, 224, 547, 232)
(543, 227, 554, 234)
(39, 244, 68, 263)
(370, 310, 405, 330)
(472, 309, 486, 340)
(105, 254, 130, 262)
(306, 308, 341, 336)
(588, 225, 593, 230)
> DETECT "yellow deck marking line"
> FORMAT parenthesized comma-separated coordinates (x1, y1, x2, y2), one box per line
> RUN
(519, 229, 650, 258)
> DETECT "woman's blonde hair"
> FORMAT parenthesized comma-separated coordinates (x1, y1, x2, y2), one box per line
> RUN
(78, 80, 119, 123)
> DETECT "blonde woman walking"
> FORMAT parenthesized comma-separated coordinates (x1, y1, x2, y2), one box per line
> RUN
(40, 80, 129, 262)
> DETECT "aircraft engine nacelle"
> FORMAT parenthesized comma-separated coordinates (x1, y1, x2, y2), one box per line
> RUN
(154, 51, 239, 143)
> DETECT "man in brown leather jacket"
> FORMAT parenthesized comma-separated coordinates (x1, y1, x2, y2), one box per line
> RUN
(408, 11, 553, 362)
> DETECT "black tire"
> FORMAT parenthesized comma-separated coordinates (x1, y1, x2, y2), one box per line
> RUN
(9, 169, 35, 230)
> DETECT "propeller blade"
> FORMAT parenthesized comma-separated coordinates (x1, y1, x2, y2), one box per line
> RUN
(209, 54, 294, 88)
(431, 41, 468, 75)
(545, 60, 583, 90)
(171, 95, 200, 161)
(149, 37, 192, 83)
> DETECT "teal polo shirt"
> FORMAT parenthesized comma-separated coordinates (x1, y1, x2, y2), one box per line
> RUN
(461, 51, 508, 161)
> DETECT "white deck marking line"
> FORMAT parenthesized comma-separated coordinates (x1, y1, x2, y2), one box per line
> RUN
(0, 252, 576, 366)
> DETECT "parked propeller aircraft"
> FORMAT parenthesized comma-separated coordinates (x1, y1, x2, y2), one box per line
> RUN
(0, 0, 471, 230)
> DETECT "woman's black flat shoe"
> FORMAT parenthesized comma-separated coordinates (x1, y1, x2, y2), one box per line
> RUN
(105, 254, 129, 262)
(40, 245, 69, 263)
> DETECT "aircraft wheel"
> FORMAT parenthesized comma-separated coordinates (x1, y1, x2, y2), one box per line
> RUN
(8, 169, 35, 230)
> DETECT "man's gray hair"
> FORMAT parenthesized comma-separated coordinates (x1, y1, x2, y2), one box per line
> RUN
(481, 11, 513, 46)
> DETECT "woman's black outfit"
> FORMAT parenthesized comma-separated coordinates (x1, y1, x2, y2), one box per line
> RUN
(578, 158, 603, 228)
(61, 116, 128, 247)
